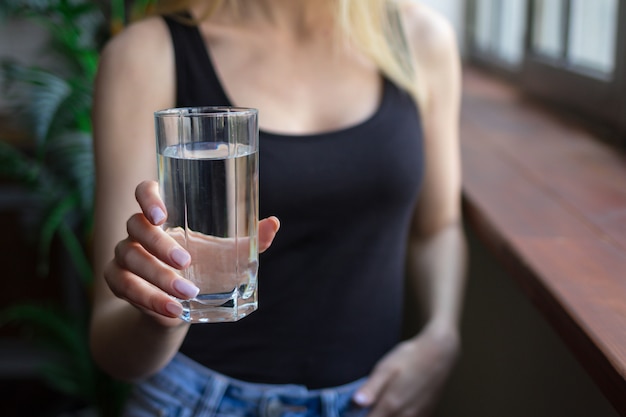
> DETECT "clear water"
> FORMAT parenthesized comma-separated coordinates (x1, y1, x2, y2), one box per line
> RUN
(158, 142, 259, 322)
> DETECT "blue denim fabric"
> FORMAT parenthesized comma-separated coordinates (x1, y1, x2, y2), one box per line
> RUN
(122, 353, 370, 417)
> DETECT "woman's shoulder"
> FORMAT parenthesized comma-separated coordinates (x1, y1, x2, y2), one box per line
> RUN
(397, 1, 461, 108)
(95, 15, 175, 112)
(398, 1, 459, 67)
(99, 16, 172, 73)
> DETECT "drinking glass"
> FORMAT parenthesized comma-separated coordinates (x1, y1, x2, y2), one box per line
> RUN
(154, 107, 259, 323)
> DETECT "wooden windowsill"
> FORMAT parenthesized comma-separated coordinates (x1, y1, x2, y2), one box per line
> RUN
(461, 68, 626, 416)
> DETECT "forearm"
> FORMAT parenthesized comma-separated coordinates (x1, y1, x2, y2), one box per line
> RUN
(405, 220, 467, 337)
(89, 220, 189, 382)
(90, 300, 189, 381)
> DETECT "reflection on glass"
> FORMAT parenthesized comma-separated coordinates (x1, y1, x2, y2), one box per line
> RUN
(532, 0, 565, 58)
(568, 0, 617, 75)
(496, 0, 527, 65)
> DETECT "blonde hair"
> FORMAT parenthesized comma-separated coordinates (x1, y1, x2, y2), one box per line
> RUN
(154, 0, 423, 106)
(337, 0, 424, 106)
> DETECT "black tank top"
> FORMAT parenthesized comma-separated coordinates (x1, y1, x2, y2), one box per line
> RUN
(164, 16, 425, 388)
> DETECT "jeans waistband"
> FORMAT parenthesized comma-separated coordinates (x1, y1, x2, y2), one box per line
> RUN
(171, 353, 365, 399)
(127, 353, 370, 416)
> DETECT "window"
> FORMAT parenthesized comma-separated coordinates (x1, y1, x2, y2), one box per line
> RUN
(567, 0, 618, 76)
(530, 0, 619, 78)
(472, 0, 527, 67)
(465, 0, 626, 144)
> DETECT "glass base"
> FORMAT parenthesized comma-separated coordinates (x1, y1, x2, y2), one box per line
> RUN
(179, 294, 257, 323)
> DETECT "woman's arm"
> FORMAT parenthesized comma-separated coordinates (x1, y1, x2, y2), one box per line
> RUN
(354, 4, 467, 416)
(89, 17, 191, 381)
(403, 0, 466, 344)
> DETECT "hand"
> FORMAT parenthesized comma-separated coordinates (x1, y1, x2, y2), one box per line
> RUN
(353, 324, 460, 417)
(103, 180, 280, 326)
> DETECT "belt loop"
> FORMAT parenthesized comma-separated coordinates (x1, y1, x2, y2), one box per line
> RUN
(193, 374, 228, 417)
(259, 395, 283, 417)
(321, 389, 338, 417)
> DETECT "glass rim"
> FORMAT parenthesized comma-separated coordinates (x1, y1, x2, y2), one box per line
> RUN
(154, 106, 258, 118)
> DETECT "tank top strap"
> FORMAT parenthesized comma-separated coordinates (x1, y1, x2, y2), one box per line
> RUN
(163, 14, 230, 107)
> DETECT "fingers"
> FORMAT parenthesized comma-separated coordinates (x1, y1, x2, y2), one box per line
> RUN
(355, 336, 454, 417)
(259, 216, 280, 253)
(122, 213, 198, 299)
(114, 238, 197, 298)
(110, 236, 199, 316)
(356, 374, 406, 417)
(107, 189, 198, 319)
(104, 256, 187, 319)
(126, 212, 191, 269)
(135, 179, 278, 253)
(353, 349, 405, 416)
(353, 368, 392, 410)
(135, 180, 167, 225)
(110, 181, 278, 321)
(135, 179, 278, 256)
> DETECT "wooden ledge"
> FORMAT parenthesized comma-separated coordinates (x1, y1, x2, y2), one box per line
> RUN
(461, 68, 626, 416)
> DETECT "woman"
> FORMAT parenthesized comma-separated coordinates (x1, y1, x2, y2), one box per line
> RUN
(90, 0, 466, 415)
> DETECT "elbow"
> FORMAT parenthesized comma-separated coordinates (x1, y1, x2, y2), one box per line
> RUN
(89, 318, 142, 382)
(410, 216, 465, 243)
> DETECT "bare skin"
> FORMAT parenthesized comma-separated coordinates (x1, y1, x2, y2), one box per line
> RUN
(90, 0, 465, 415)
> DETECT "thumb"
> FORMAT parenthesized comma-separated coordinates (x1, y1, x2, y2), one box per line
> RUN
(352, 369, 391, 407)
(258, 216, 280, 252)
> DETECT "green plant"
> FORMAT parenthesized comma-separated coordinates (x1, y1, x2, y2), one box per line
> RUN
(0, 0, 100, 280)
(0, 1, 155, 415)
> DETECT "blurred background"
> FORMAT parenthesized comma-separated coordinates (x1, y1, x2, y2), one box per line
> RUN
(0, 0, 624, 416)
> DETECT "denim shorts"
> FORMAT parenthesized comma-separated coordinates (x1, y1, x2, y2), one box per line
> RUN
(122, 353, 370, 417)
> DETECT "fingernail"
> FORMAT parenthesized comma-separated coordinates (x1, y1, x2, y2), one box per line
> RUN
(165, 301, 183, 317)
(353, 392, 370, 406)
(150, 206, 166, 224)
(171, 248, 190, 267)
(173, 279, 199, 299)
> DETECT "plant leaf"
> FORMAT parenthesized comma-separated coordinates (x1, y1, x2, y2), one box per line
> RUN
(56, 221, 94, 286)
(37, 192, 81, 275)
(45, 130, 94, 211)
(1, 62, 71, 147)
(40, 360, 94, 401)
(0, 303, 97, 401)
(0, 140, 40, 187)
(0, 304, 86, 355)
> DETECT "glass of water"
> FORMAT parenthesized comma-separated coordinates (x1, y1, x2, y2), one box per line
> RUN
(154, 107, 259, 323)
